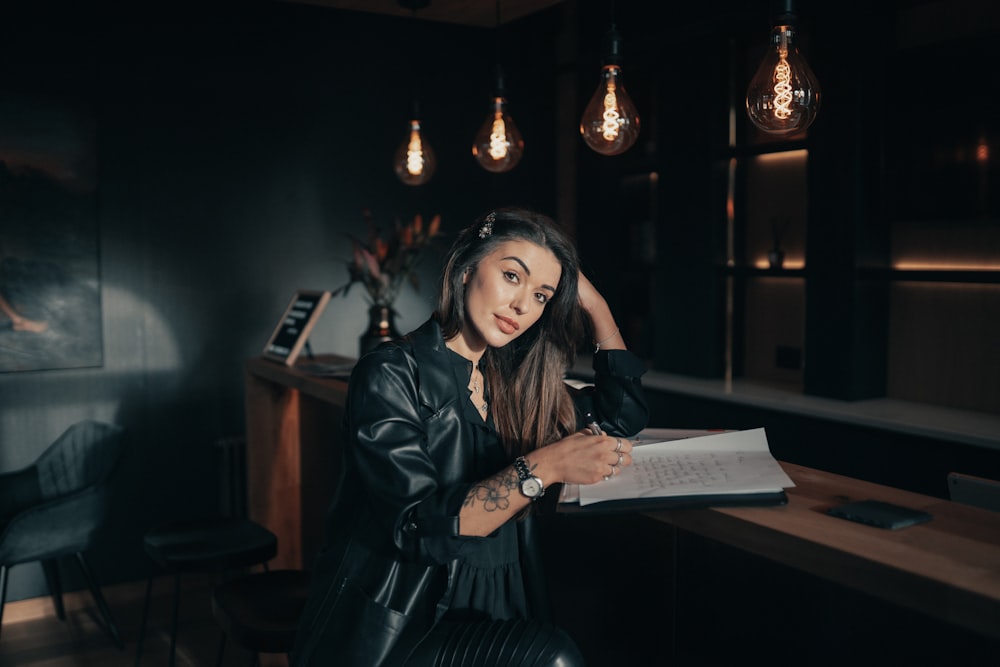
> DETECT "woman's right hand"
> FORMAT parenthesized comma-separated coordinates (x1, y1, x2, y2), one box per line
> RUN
(527, 429, 635, 486)
(578, 271, 624, 352)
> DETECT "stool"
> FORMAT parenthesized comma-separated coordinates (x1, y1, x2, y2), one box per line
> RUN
(211, 569, 312, 666)
(134, 517, 278, 666)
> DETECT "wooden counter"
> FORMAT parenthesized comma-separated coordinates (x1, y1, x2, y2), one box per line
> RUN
(244, 355, 352, 569)
(243, 357, 1000, 640)
(644, 461, 1000, 640)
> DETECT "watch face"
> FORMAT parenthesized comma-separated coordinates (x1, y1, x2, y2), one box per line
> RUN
(521, 477, 543, 498)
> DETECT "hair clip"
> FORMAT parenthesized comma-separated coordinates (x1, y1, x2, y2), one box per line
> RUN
(478, 212, 495, 239)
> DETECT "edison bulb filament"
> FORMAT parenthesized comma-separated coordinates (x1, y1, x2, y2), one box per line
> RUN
(772, 42, 793, 119)
(601, 82, 622, 140)
(489, 113, 508, 159)
(406, 129, 425, 175)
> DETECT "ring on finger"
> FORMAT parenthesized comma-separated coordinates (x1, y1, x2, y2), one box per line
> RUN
(615, 439, 623, 453)
(616, 452, 624, 467)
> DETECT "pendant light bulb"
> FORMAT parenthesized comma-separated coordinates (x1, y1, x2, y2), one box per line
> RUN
(472, 97, 524, 172)
(472, 65, 524, 173)
(746, 23, 821, 135)
(580, 26, 640, 156)
(393, 0, 435, 185)
(394, 118, 436, 186)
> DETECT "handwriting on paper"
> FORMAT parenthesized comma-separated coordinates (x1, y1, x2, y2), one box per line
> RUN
(573, 428, 795, 506)
(632, 452, 747, 495)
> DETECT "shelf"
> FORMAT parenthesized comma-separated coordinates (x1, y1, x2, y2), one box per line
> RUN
(858, 268, 1000, 284)
(723, 266, 807, 279)
(723, 267, 1000, 284)
(569, 360, 1000, 452)
(720, 139, 810, 159)
(641, 368, 1000, 452)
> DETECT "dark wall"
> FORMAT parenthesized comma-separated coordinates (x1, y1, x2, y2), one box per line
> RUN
(575, 0, 1000, 411)
(0, 5, 562, 602)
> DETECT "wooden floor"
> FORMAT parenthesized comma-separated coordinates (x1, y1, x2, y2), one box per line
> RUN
(8, 516, 998, 666)
(0, 575, 288, 667)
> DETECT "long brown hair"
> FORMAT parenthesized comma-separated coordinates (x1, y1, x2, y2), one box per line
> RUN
(436, 208, 584, 457)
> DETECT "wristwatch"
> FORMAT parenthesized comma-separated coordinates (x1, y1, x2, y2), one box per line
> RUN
(513, 456, 545, 500)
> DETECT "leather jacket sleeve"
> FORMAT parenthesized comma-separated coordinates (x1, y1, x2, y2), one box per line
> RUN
(580, 349, 649, 436)
(345, 343, 487, 567)
(344, 336, 649, 568)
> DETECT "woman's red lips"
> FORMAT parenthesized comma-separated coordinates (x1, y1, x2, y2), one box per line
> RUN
(495, 315, 519, 334)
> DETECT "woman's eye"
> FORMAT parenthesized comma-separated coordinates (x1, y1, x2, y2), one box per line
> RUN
(503, 270, 519, 283)
(534, 293, 549, 304)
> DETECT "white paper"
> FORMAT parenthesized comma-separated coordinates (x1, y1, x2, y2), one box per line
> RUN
(566, 427, 795, 507)
(633, 427, 734, 443)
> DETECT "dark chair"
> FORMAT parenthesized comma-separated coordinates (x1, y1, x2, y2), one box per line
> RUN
(211, 568, 311, 666)
(0, 420, 126, 648)
(134, 516, 277, 666)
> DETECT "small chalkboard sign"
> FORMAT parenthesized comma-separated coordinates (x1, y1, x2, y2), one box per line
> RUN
(262, 289, 332, 365)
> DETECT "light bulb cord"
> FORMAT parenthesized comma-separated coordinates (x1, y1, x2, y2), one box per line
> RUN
(404, 2, 423, 117)
(602, 0, 623, 68)
(773, 0, 797, 26)
(493, 0, 505, 94)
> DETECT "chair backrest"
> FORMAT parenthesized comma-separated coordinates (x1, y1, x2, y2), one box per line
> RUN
(35, 421, 125, 501)
(0, 421, 126, 564)
(948, 471, 1000, 512)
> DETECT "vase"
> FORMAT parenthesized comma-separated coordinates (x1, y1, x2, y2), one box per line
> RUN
(359, 304, 400, 357)
(767, 249, 785, 269)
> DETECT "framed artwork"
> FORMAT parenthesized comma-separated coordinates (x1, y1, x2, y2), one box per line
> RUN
(0, 92, 102, 372)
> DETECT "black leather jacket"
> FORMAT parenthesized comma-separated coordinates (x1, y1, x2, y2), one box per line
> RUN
(291, 319, 648, 666)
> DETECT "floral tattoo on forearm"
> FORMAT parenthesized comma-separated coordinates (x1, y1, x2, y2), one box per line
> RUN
(464, 466, 519, 512)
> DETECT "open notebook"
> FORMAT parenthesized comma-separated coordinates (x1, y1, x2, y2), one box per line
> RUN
(557, 427, 794, 514)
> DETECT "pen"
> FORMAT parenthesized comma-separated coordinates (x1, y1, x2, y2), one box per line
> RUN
(584, 412, 604, 436)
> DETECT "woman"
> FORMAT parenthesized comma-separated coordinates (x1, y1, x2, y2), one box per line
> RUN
(292, 208, 648, 665)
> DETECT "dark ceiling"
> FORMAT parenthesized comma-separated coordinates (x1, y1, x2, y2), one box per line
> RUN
(283, 0, 566, 28)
